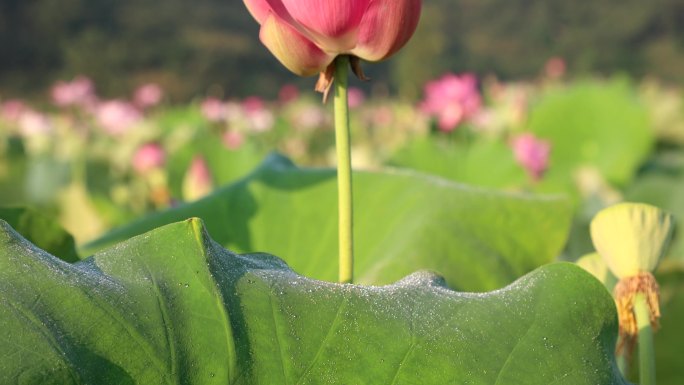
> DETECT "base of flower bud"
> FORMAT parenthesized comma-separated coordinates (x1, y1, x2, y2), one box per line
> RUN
(613, 272, 660, 357)
(315, 56, 370, 103)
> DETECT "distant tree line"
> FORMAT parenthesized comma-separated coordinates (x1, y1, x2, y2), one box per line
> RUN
(1, 0, 683, 101)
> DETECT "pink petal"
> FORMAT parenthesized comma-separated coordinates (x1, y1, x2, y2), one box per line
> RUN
(259, 12, 335, 76)
(243, 0, 273, 24)
(352, 0, 421, 61)
(276, 0, 370, 49)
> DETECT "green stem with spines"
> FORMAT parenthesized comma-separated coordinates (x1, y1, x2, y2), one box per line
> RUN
(334, 55, 353, 284)
(634, 293, 655, 385)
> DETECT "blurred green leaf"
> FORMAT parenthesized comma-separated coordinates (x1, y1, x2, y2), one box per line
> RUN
(86, 154, 572, 291)
(389, 136, 527, 189)
(529, 80, 653, 193)
(625, 150, 684, 262)
(0, 218, 626, 384)
(0, 206, 79, 262)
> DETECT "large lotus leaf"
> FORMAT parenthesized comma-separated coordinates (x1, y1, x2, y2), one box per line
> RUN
(388, 136, 527, 189)
(528, 79, 652, 192)
(85, 154, 573, 292)
(0, 218, 625, 384)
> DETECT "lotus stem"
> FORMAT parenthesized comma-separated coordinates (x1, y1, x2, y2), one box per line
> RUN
(334, 55, 354, 284)
(634, 293, 656, 385)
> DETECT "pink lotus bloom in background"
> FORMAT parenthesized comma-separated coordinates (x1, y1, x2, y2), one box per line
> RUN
(223, 129, 244, 150)
(511, 133, 551, 181)
(243, 0, 421, 81)
(347, 87, 365, 108)
(132, 143, 166, 174)
(242, 96, 274, 132)
(18, 110, 52, 136)
(0, 99, 27, 122)
(51, 76, 96, 107)
(95, 100, 143, 136)
(133, 83, 163, 108)
(545, 56, 566, 79)
(201, 97, 225, 122)
(420, 73, 482, 132)
(242, 96, 265, 113)
(182, 156, 214, 201)
(278, 84, 300, 104)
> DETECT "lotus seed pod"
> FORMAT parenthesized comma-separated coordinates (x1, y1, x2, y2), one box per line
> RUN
(576, 252, 617, 290)
(590, 202, 674, 279)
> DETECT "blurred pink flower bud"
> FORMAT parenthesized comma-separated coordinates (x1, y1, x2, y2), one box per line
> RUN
(0, 99, 26, 122)
(201, 97, 225, 122)
(278, 84, 300, 104)
(545, 57, 566, 79)
(95, 100, 143, 136)
(242, 96, 265, 113)
(132, 143, 166, 174)
(51, 76, 96, 107)
(133, 83, 163, 108)
(420, 73, 482, 132)
(223, 130, 244, 150)
(243, 96, 274, 132)
(243, 0, 421, 78)
(511, 133, 551, 181)
(182, 156, 214, 201)
(18, 110, 52, 136)
(347, 87, 365, 108)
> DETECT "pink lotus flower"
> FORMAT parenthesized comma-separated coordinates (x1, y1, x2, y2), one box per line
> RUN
(182, 156, 214, 201)
(223, 129, 244, 150)
(420, 73, 482, 132)
(278, 84, 300, 104)
(201, 97, 225, 122)
(347, 87, 365, 108)
(0, 99, 26, 122)
(243, 0, 421, 81)
(95, 100, 143, 136)
(132, 143, 166, 174)
(544, 57, 566, 79)
(133, 83, 163, 108)
(51, 76, 96, 107)
(18, 110, 52, 136)
(511, 133, 551, 181)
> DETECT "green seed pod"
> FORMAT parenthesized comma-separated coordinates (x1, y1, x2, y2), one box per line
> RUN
(590, 202, 674, 279)
(576, 252, 618, 290)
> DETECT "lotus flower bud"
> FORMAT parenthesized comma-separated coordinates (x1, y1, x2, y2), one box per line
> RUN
(590, 202, 675, 356)
(244, 0, 421, 95)
(590, 202, 674, 278)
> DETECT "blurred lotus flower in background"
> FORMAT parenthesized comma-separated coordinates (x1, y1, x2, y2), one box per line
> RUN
(222, 129, 244, 150)
(511, 133, 551, 181)
(132, 143, 166, 174)
(278, 84, 300, 104)
(182, 156, 214, 201)
(95, 100, 143, 136)
(18, 110, 53, 136)
(51, 76, 96, 108)
(0, 99, 27, 122)
(545, 56, 566, 79)
(348, 87, 365, 109)
(201, 97, 225, 122)
(292, 105, 327, 131)
(420, 73, 482, 132)
(243, 96, 274, 132)
(243, 0, 421, 94)
(133, 83, 163, 109)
